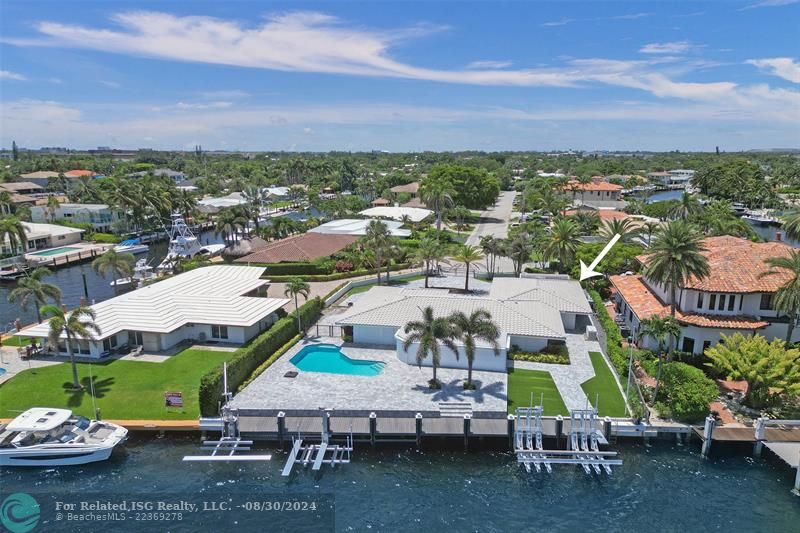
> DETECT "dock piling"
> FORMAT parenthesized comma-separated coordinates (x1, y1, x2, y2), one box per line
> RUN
(277, 411, 286, 451)
(507, 415, 515, 449)
(463, 414, 471, 451)
(369, 412, 377, 447)
(754, 416, 766, 457)
(603, 417, 611, 441)
(555, 415, 564, 448)
(701, 415, 715, 458)
(415, 413, 422, 449)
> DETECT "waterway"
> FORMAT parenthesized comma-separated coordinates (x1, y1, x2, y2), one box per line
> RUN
(1, 437, 798, 532)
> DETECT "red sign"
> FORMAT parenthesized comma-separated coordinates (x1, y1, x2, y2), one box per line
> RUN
(164, 391, 183, 408)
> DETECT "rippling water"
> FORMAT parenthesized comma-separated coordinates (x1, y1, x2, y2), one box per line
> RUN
(2, 436, 798, 532)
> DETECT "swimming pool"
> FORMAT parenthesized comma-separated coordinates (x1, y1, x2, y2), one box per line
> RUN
(0, 368, 6, 376)
(290, 344, 385, 376)
(29, 246, 82, 256)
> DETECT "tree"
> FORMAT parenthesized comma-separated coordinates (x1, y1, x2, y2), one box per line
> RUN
(571, 211, 601, 235)
(641, 221, 660, 247)
(639, 315, 681, 405)
(450, 309, 500, 389)
(92, 249, 135, 296)
(45, 195, 60, 222)
(363, 220, 392, 285)
(669, 191, 702, 220)
(402, 306, 459, 389)
(480, 235, 502, 278)
(284, 278, 311, 335)
(705, 333, 800, 408)
(782, 212, 800, 242)
(214, 208, 247, 245)
(600, 218, 639, 243)
(414, 236, 446, 288)
(11, 140, 18, 161)
(760, 250, 800, 343)
(504, 232, 535, 277)
(452, 244, 483, 291)
(0, 216, 27, 256)
(420, 177, 456, 231)
(40, 304, 101, 390)
(8, 267, 62, 323)
(0, 191, 12, 215)
(542, 218, 581, 273)
(642, 221, 709, 354)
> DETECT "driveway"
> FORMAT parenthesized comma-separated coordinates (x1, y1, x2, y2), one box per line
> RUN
(466, 191, 517, 273)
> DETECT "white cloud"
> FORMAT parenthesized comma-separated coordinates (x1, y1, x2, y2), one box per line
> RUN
(99, 80, 121, 88)
(542, 12, 650, 27)
(0, 70, 27, 81)
(541, 19, 574, 27)
(175, 101, 234, 109)
(466, 60, 513, 69)
(747, 57, 800, 83)
(197, 89, 250, 99)
(640, 41, 696, 54)
(740, 0, 799, 10)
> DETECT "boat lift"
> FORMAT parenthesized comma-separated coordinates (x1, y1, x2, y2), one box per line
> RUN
(183, 363, 272, 463)
(281, 408, 354, 476)
(514, 401, 622, 475)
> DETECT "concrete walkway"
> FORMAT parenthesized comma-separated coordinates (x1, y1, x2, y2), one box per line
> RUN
(0, 346, 61, 385)
(508, 333, 602, 411)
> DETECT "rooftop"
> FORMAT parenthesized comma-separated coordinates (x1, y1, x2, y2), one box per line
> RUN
(64, 169, 95, 177)
(0, 181, 44, 192)
(309, 218, 411, 237)
(358, 206, 433, 222)
(566, 180, 623, 192)
(20, 221, 83, 239)
(235, 233, 358, 264)
(19, 171, 60, 180)
(16, 266, 289, 341)
(390, 181, 420, 194)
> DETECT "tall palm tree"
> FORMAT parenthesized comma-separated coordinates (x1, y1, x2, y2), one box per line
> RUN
(414, 236, 446, 288)
(402, 306, 458, 389)
(452, 244, 484, 291)
(420, 180, 456, 231)
(542, 218, 581, 273)
(641, 221, 660, 247)
(363, 220, 392, 285)
(480, 235, 502, 278)
(643, 221, 709, 354)
(8, 267, 62, 323)
(214, 208, 247, 245)
(0, 191, 12, 215)
(669, 191, 702, 220)
(781, 212, 800, 242)
(639, 315, 681, 404)
(760, 250, 800, 343)
(505, 232, 535, 277)
(40, 304, 101, 390)
(45, 195, 60, 222)
(572, 211, 601, 235)
(242, 185, 266, 232)
(92, 249, 135, 296)
(600, 218, 639, 243)
(284, 278, 311, 335)
(450, 309, 500, 389)
(0, 216, 27, 256)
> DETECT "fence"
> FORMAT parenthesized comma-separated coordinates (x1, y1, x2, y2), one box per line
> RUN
(323, 269, 424, 307)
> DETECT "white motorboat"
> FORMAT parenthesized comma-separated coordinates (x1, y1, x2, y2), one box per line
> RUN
(157, 214, 226, 272)
(742, 209, 780, 225)
(109, 258, 156, 289)
(0, 408, 128, 466)
(113, 238, 149, 255)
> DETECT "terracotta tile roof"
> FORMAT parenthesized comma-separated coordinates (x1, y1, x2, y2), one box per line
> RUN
(638, 235, 794, 294)
(371, 198, 391, 206)
(402, 197, 426, 208)
(565, 180, 623, 192)
(234, 233, 358, 264)
(390, 182, 420, 194)
(64, 169, 94, 177)
(565, 209, 629, 221)
(609, 274, 768, 330)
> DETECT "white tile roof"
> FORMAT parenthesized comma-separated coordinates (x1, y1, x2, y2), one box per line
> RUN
(20, 222, 83, 240)
(358, 206, 433, 223)
(488, 276, 592, 314)
(308, 219, 411, 237)
(335, 283, 579, 348)
(16, 266, 289, 341)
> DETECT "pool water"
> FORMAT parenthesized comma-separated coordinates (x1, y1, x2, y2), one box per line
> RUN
(0, 368, 5, 376)
(30, 246, 82, 256)
(291, 344, 385, 376)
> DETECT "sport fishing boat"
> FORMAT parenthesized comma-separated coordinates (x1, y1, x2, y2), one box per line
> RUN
(109, 258, 156, 290)
(113, 238, 149, 255)
(0, 408, 128, 466)
(157, 214, 225, 272)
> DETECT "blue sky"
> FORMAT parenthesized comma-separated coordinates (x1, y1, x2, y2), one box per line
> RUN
(1, 0, 798, 152)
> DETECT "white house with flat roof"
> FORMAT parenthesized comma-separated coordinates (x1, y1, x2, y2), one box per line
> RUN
(30, 203, 124, 233)
(358, 206, 433, 223)
(334, 276, 592, 372)
(309, 218, 411, 237)
(1, 222, 83, 255)
(15, 266, 289, 358)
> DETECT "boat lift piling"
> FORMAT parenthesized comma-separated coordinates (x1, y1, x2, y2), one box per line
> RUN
(281, 408, 354, 476)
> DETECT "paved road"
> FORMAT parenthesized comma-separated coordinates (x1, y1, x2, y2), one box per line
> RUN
(466, 190, 517, 246)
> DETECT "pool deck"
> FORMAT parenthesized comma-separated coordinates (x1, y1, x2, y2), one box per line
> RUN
(231, 336, 508, 417)
(25, 242, 112, 268)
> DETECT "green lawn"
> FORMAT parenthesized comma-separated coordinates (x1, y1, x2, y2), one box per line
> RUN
(507, 368, 569, 415)
(581, 352, 628, 417)
(0, 348, 235, 420)
(1, 335, 31, 347)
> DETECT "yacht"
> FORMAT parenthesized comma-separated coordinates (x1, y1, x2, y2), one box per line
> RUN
(157, 214, 225, 272)
(109, 258, 156, 290)
(742, 209, 780, 226)
(113, 238, 149, 255)
(0, 408, 128, 466)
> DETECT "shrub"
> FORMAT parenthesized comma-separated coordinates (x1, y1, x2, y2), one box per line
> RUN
(589, 289, 629, 376)
(89, 232, 121, 244)
(198, 297, 324, 416)
(266, 263, 411, 282)
(237, 334, 301, 391)
(260, 262, 333, 275)
(335, 260, 354, 272)
(657, 362, 718, 422)
(508, 344, 570, 364)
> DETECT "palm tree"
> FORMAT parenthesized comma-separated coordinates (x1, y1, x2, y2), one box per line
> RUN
(643, 221, 709, 354)
(214, 208, 247, 245)
(480, 235, 502, 278)
(782, 212, 800, 242)
(8, 267, 62, 323)
(572, 211, 601, 235)
(0, 191, 12, 215)
(363, 220, 392, 285)
(505, 232, 535, 277)
(420, 180, 456, 231)
(452, 244, 484, 291)
(414, 236, 446, 288)
(284, 278, 311, 335)
(669, 191, 702, 220)
(402, 306, 459, 389)
(600, 218, 640, 243)
(92, 249, 135, 296)
(641, 221, 660, 247)
(639, 315, 681, 404)
(40, 304, 101, 390)
(542, 218, 581, 273)
(450, 309, 500, 389)
(45, 195, 60, 222)
(760, 250, 800, 343)
(0, 216, 27, 256)
(242, 185, 266, 232)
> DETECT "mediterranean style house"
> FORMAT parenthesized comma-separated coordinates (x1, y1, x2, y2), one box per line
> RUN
(610, 236, 797, 354)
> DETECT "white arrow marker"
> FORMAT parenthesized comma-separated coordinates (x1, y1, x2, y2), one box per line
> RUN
(579, 233, 622, 281)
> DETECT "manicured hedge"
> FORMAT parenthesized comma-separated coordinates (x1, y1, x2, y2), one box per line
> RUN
(198, 297, 324, 416)
(236, 334, 302, 392)
(589, 289, 629, 376)
(260, 262, 333, 275)
(655, 362, 717, 422)
(508, 344, 570, 364)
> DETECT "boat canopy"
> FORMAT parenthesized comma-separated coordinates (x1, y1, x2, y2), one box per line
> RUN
(6, 408, 73, 432)
(119, 239, 142, 246)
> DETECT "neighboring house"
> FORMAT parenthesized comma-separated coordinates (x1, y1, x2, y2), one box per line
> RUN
(15, 266, 289, 358)
(234, 233, 358, 264)
(390, 182, 420, 198)
(0, 182, 46, 212)
(334, 276, 592, 372)
(309, 218, 411, 237)
(565, 180, 626, 209)
(371, 198, 391, 207)
(198, 192, 248, 209)
(610, 236, 799, 355)
(64, 170, 95, 179)
(129, 168, 186, 184)
(358, 206, 433, 223)
(1, 222, 83, 255)
(646, 170, 695, 187)
(30, 203, 124, 233)
(18, 171, 61, 188)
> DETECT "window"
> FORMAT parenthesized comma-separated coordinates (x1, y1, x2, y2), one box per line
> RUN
(702, 340, 712, 352)
(718, 295, 726, 311)
(728, 295, 735, 311)
(128, 331, 143, 346)
(739, 296, 743, 311)
(760, 294, 772, 310)
(102, 336, 117, 352)
(212, 325, 228, 339)
(709, 294, 716, 309)
(682, 337, 695, 353)
(696, 293, 704, 309)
